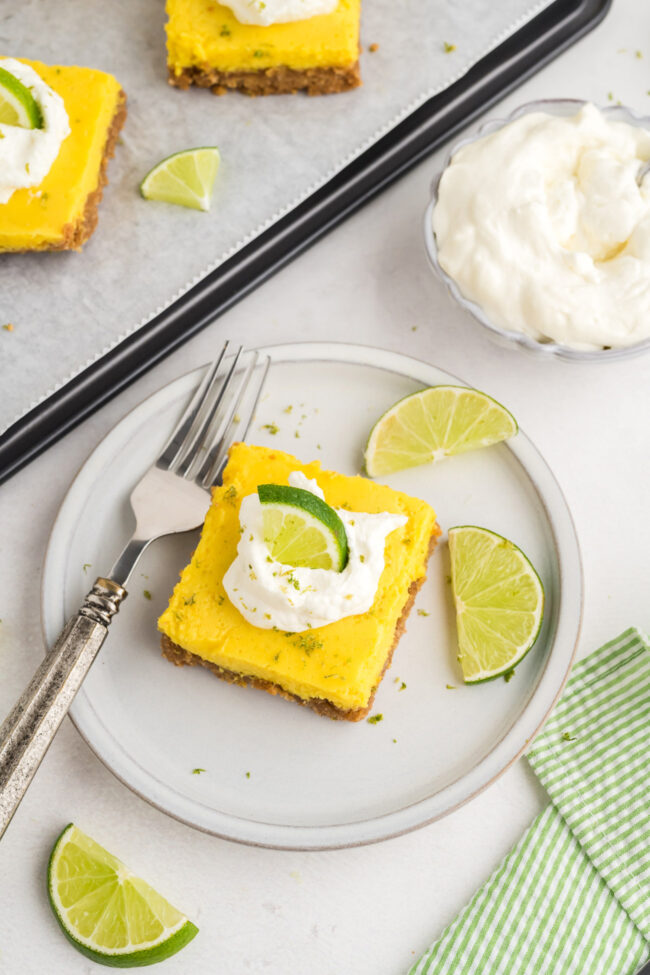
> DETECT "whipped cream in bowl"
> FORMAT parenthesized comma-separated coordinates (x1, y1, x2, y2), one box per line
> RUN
(0, 58, 70, 204)
(223, 472, 406, 632)
(425, 100, 650, 361)
(219, 0, 337, 26)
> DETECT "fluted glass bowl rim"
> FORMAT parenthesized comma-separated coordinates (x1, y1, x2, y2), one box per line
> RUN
(423, 98, 650, 363)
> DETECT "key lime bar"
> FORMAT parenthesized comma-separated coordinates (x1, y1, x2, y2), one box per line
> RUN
(159, 443, 440, 721)
(0, 59, 125, 251)
(166, 0, 362, 96)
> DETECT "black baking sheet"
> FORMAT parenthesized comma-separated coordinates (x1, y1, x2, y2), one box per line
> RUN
(0, 0, 611, 485)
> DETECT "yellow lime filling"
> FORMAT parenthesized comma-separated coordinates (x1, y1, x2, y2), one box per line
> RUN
(158, 443, 438, 712)
(166, 0, 361, 74)
(0, 58, 122, 251)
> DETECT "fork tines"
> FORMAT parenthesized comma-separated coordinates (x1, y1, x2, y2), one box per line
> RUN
(157, 341, 270, 489)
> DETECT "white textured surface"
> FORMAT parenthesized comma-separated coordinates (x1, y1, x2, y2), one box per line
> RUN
(0, 0, 544, 434)
(1, 0, 650, 972)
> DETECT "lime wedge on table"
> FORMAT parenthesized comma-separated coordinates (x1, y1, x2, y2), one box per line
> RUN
(448, 526, 544, 683)
(364, 386, 517, 477)
(0, 66, 43, 128)
(258, 483, 349, 571)
(48, 824, 198, 967)
(140, 147, 220, 211)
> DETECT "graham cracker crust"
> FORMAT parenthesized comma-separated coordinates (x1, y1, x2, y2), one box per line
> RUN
(160, 525, 441, 722)
(25, 90, 127, 253)
(167, 61, 361, 96)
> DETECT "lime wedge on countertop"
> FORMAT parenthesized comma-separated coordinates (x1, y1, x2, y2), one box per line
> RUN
(0, 66, 43, 128)
(364, 386, 517, 477)
(258, 483, 349, 571)
(140, 147, 220, 211)
(448, 526, 544, 683)
(48, 824, 198, 967)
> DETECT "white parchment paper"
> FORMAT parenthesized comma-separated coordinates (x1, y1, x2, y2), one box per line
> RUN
(0, 0, 549, 434)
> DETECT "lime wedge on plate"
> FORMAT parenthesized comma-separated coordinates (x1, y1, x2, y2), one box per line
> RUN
(448, 526, 544, 683)
(364, 386, 517, 477)
(48, 824, 198, 967)
(258, 484, 348, 571)
(0, 65, 43, 128)
(140, 147, 220, 211)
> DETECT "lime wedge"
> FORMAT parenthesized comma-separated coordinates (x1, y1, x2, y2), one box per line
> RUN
(448, 526, 544, 683)
(48, 824, 198, 967)
(364, 386, 517, 477)
(258, 483, 348, 571)
(140, 147, 220, 211)
(0, 65, 43, 128)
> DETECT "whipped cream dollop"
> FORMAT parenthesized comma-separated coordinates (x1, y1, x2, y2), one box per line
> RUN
(433, 104, 650, 350)
(0, 58, 70, 205)
(219, 0, 337, 26)
(223, 472, 406, 632)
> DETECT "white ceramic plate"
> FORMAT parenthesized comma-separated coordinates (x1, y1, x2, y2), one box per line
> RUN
(42, 343, 582, 850)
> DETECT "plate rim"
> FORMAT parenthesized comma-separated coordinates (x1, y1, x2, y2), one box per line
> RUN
(41, 340, 583, 850)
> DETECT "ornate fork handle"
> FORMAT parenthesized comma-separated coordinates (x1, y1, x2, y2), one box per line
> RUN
(0, 579, 126, 839)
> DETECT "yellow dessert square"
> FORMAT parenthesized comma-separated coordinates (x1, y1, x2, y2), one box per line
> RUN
(166, 0, 362, 95)
(0, 59, 125, 252)
(159, 444, 440, 720)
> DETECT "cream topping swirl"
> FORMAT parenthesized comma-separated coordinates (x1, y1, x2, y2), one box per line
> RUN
(433, 104, 650, 350)
(223, 472, 406, 632)
(0, 58, 70, 205)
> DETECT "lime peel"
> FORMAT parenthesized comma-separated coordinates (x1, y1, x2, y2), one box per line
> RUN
(47, 824, 198, 967)
(258, 483, 349, 571)
(364, 386, 517, 478)
(140, 147, 220, 211)
(0, 65, 43, 129)
(448, 525, 544, 683)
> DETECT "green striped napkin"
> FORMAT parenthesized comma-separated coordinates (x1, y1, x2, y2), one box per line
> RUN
(410, 628, 650, 975)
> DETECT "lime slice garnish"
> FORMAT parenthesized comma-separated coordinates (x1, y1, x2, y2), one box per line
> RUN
(0, 65, 43, 128)
(364, 386, 517, 477)
(140, 147, 220, 211)
(48, 824, 199, 967)
(258, 483, 349, 571)
(448, 526, 544, 683)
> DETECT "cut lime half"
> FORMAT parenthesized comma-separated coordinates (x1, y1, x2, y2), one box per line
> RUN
(364, 386, 517, 477)
(48, 824, 198, 967)
(140, 147, 220, 211)
(258, 483, 348, 571)
(0, 66, 43, 128)
(448, 525, 544, 683)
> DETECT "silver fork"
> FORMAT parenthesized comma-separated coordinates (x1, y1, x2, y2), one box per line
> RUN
(0, 341, 270, 839)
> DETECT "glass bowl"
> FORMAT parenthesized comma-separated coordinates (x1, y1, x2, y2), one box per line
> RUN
(423, 98, 650, 363)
